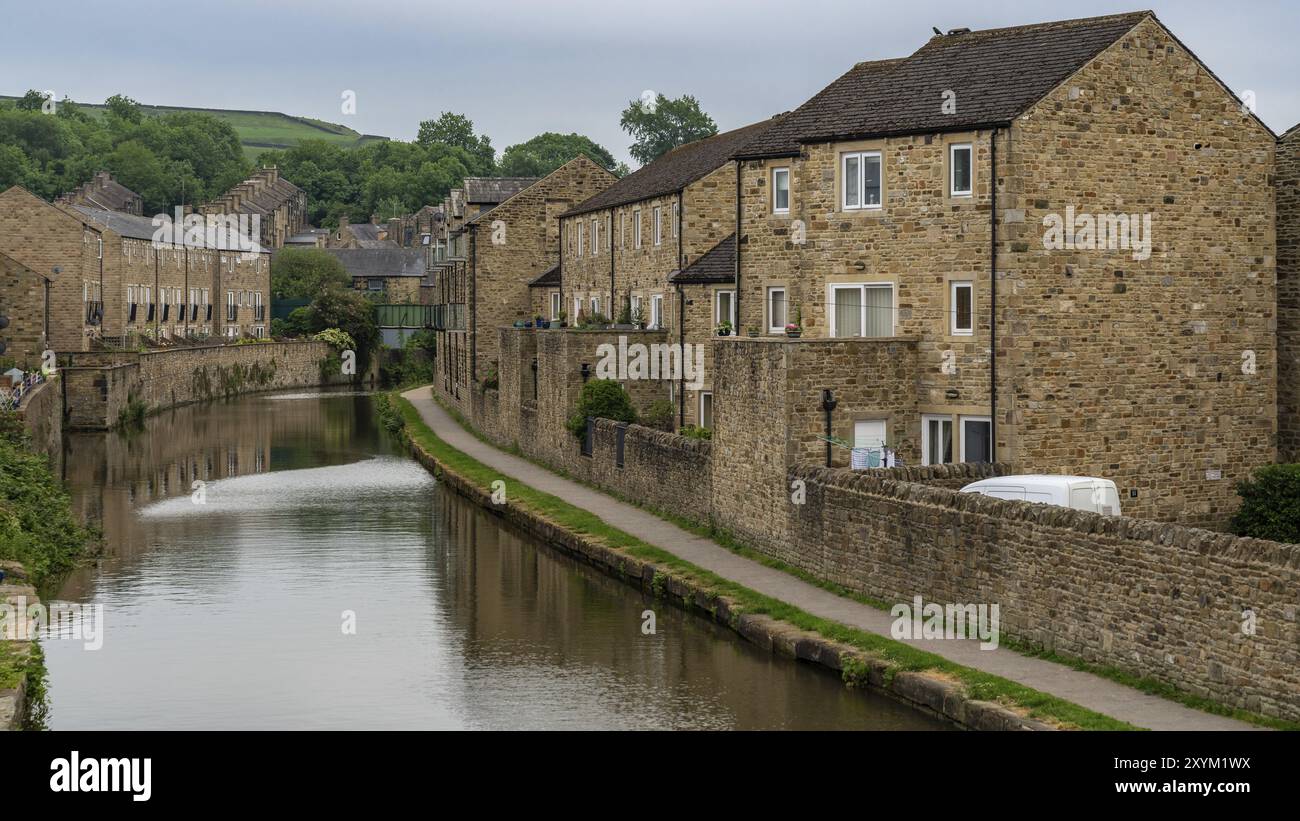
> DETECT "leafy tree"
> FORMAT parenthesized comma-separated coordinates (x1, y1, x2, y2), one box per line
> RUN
(307, 285, 379, 371)
(416, 112, 495, 173)
(620, 93, 718, 165)
(566, 379, 636, 437)
(1230, 464, 1300, 542)
(0, 144, 32, 189)
(14, 90, 50, 112)
(104, 94, 143, 124)
(498, 132, 617, 177)
(270, 248, 351, 299)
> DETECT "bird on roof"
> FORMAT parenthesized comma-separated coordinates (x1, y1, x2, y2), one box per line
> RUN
(932, 26, 943, 36)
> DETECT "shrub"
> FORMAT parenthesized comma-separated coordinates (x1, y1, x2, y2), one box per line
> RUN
(679, 425, 712, 440)
(642, 399, 674, 431)
(312, 327, 356, 351)
(566, 379, 636, 437)
(1230, 464, 1300, 542)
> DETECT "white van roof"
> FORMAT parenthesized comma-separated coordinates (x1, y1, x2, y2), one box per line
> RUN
(966, 475, 1113, 484)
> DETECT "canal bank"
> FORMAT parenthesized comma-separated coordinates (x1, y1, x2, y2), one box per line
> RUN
(396, 386, 1267, 731)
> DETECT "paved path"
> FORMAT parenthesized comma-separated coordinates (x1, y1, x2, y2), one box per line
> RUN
(403, 387, 1258, 731)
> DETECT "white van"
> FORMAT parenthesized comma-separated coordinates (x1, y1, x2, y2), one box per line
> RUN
(959, 475, 1122, 517)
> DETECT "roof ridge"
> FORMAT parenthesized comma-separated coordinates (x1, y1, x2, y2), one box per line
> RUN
(918, 10, 1151, 45)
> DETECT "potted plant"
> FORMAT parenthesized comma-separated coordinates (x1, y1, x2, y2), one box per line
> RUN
(785, 306, 802, 338)
(558, 311, 568, 329)
(631, 305, 646, 330)
(614, 301, 635, 330)
(536, 314, 550, 330)
(715, 320, 733, 337)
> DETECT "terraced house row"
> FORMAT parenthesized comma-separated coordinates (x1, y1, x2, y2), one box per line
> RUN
(0, 184, 272, 360)
(428, 9, 1300, 528)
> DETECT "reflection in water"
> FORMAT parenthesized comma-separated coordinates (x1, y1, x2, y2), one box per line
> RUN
(45, 390, 946, 730)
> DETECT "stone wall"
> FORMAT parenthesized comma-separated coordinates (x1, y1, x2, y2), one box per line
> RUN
(60, 340, 337, 429)
(14, 377, 62, 467)
(787, 463, 1300, 722)
(1279, 126, 1300, 461)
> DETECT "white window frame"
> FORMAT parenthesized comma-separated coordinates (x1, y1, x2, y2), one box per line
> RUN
(591, 217, 599, 255)
(574, 296, 582, 319)
(590, 296, 601, 317)
(950, 280, 974, 336)
(772, 167, 790, 214)
(650, 294, 663, 329)
(577, 222, 584, 256)
(949, 143, 973, 197)
(550, 292, 561, 320)
(714, 289, 735, 327)
(827, 282, 894, 338)
(699, 392, 714, 430)
(766, 286, 787, 333)
(653, 207, 662, 246)
(921, 414, 954, 466)
(672, 202, 679, 237)
(630, 294, 642, 322)
(841, 150, 882, 211)
(633, 209, 642, 248)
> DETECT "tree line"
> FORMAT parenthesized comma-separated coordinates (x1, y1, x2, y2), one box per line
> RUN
(0, 90, 718, 227)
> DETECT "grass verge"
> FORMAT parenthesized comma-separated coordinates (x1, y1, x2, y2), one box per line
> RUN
(389, 391, 1143, 731)
(418, 392, 1299, 732)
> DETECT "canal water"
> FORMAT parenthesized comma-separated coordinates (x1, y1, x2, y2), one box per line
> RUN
(44, 390, 946, 730)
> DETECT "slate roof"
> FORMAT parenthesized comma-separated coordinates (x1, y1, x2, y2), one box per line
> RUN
(1282, 123, 1300, 142)
(463, 177, 539, 204)
(563, 118, 784, 218)
(59, 171, 142, 214)
(736, 11, 1152, 158)
(668, 234, 735, 285)
(528, 264, 561, 288)
(346, 223, 385, 242)
(71, 206, 268, 253)
(323, 248, 427, 278)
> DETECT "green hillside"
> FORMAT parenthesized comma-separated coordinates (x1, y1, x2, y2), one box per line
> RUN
(1, 95, 388, 158)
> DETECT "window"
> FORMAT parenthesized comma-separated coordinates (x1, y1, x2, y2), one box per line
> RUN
(951, 281, 973, 335)
(650, 294, 663, 329)
(841, 151, 882, 210)
(950, 143, 973, 197)
(922, 415, 953, 466)
(591, 218, 599, 255)
(630, 294, 642, 323)
(854, 419, 886, 450)
(960, 416, 992, 463)
(590, 296, 601, 317)
(619, 212, 625, 248)
(672, 202, 679, 237)
(226, 291, 237, 322)
(574, 296, 582, 319)
(829, 283, 893, 337)
(766, 287, 787, 333)
(127, 285, 136, 305)
(714, 290, 735, 327)
(633, 209, 642, 248)
(653, 207, 662, 246)
(550, 292, 561, 320)
(699, 392, 714, 430)
(773, 167, 790, 213)
(96, 238, 103, 259)
(577, 223, 584, 256)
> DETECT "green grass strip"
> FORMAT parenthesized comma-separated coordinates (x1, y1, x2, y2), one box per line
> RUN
(388, 392, 1150, 731)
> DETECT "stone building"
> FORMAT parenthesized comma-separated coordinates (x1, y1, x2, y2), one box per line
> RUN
(329, 216, 397, 249)
(200, 166, 307, 250)
(429, 159, 615, 412)
(56, 171, 144, 216)
(0, 185, 271, 352)
(0, 251, 49, 367)
(558, 119, 781, 427)
(1278, 123, 1300, 461)
(729, 10, 1276, 525)
(324, 247, 426, 303)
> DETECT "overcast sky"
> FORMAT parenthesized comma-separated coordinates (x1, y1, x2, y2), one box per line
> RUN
(3, 0, 1297, 166)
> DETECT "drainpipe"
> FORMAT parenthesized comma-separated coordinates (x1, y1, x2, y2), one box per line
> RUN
(678, 283, 686, 428)
(989, 128, 998, 462)
(821, 388, 837, 467)
(558, 219, 564, 325)
(733, 160, 742, 334)
(609, 208, 615, 319)
(469, 224, 477, 382)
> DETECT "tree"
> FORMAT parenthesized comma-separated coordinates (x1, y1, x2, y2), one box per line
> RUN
(14, 90, 50, 112)
(620, 93, 718, 165)
(270, 248, 351, 299)
(416, 112, 495, 173)
(498, 132, 617, 177)
(104, 94, 143, 125)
